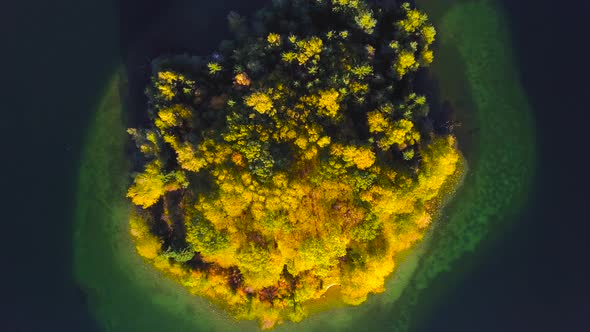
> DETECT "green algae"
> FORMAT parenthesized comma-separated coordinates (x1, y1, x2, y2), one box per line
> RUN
(74, 1, 535, 331)
(416, 0, 536, 278)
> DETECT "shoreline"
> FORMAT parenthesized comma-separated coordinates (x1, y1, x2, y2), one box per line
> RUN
(73, 1, 535, 331)
(74, 73, 257, 332)
(385, 1, 536, 330)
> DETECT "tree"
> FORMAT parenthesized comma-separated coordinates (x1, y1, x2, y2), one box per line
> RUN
(162, 246, 196, 263)
(245, 91, 274, 114)
(186, 214, 230, 256)
(129, 210, 162, 259)
(127, 161, 188, 208)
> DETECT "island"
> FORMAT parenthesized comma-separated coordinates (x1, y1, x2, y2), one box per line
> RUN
(125, 0, 462, 328)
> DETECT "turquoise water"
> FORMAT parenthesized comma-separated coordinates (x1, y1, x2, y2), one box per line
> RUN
(73, 0, 535, 331)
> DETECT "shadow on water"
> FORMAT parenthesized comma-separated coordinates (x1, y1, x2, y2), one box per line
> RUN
(117, 0, 270, 127)
(414, 46, 478, 159)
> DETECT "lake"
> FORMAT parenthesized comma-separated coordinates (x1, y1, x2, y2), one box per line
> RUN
(3, 0, 588, 331)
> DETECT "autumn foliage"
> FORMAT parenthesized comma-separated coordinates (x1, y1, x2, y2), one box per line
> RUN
(126, 0, 461, 328)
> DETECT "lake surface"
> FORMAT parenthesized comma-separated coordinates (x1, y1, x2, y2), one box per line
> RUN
(3, 0, 589, 331)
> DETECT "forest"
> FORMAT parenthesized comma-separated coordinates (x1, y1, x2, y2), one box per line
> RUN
(125, 0, 462, 328)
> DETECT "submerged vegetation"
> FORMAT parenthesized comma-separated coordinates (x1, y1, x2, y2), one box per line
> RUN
(126, 0, 461, 328)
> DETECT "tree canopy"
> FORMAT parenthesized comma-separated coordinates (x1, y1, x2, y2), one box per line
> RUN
(126, 0, 461, 328)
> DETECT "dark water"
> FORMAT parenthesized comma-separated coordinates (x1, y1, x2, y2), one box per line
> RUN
(3, 0, 588, 331)
(417, 1, 590, 331)
(2, 1, 117, 330)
